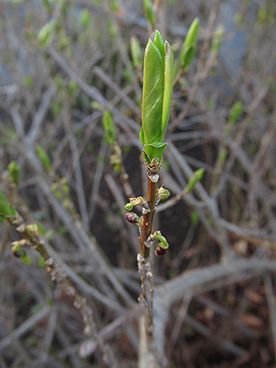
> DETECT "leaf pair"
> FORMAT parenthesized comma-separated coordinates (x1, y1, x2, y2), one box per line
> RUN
(140, 31, 174, 164)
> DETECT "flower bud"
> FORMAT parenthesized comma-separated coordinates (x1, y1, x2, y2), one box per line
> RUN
(155, 245, 167, 256)
(125, 212, 139, 224)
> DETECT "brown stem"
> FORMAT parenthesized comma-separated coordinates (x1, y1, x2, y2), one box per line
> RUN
(140, 177, 158, 258)
(138, 174, 161, 367)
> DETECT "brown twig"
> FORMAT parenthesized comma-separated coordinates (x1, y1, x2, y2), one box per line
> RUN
(137, 171, 160, 367)
(140, 176, 158, 258)
(6, 212, 118, 367)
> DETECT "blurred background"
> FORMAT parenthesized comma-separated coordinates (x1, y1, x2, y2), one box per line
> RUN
(0, 0, 276, 367)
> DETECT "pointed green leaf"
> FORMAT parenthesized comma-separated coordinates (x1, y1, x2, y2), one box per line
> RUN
(36, 145, 51, 171)
(153, 30, 165, 56)
(8, 161, 20, 185)
(143, 0, 155, 28)
(162, 41, 174, 136)
(185, 168, 205, 192)
(21, 252, 32, 266)
(143, 142, 167, 164)
(38, 19, 56, 47)
(141, 39, 164, 145)
(211, 25, 224, 54)
(229, 102, 244, 125)
(181, 46, 196, 69)
(80, 9, 92, 28)
(103, 111, 116, 145)
(130, 36, 142, 68)
(180, 18, 200, 70)
(140, 31, 174, 163)
(0, 192, 16, 221)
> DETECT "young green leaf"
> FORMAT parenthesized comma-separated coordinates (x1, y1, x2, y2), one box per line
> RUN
(185, 168, 205, 193)
(38, 19, 57, 47)
(162, 41, 174, 135)
(158, 186, 170, 201)
(0, 191, 16, 221)
(38, 256, 46, 268)
(20, 252, 32, 266)
(80, 9, 92, 28)
(8, 161, 20, 185)
(211, 25, 224, 54)
(228, 102, 244, 125)
(151, 230, 169, 249)
(124, 203, 134, 212)
(191, 210, 200, 225)
(140, 31, 174, 163)
(143, 0, 156, 28)
(180, 18, 200, 70)
(130, 36, 142, 69)
(103, 111, 116, 145)
(36, 145, 52, 171)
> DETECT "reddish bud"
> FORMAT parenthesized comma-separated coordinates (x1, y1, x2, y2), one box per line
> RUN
(125, 212, 138, 224)
(155, 245, 167, 256)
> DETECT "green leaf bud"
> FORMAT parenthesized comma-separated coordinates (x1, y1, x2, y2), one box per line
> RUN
(180, 18, 200, 70)
(124, 203, 134, 212)
(36, 145, 52, 172)
(38, 19, 57, 47)
(124, 196, 145, 211)
(143, 0, 156, 28)
(228, 102, 244, 125)
(0, 192, 16, 221)
(185, 168, 205, 193)
(80, 9, 92, 28)
(25, 224, 40, 238)
(158, 186, 170, 201)
(103, 111, 116, 145)
(151, 230, 170, 249)
(8, 161, 20, 185)
(211, 25, 224, 54)
(140, 30, 174, 163)
(130, 36, 142, 69)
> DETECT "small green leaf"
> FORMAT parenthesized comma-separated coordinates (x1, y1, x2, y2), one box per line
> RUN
(80, 9, 92, 28)
(8, 161, 20, 185)
(180, 18, 200, 70)
(21, 252, 32, 266)
(152, 231, 169, 249)
(23, 75, 33, 88)
(103, 111, 116, 145)
(191, 211, 200, 225)
(110, 0, 119, 12)
(124, 196, 144, 211)
(36, 145, 51, 171)
(229, 102, 244, 125)
(38, 19, 57, 47)
(124, 203, 134, 212)
(158, 187, 170, 201)
(162, 41, 174, 135)
(185, 168, 205, 192)
(130, 36, 142, 68)
(38, 256, 46, 268)
(211, 25, 224, 54)
(143, 0, 156, 28)
(0, 192, 16, 221)
(68, 80, 78, 97)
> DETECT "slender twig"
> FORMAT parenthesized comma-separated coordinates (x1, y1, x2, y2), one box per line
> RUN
(5, 211, 118, 367)
(137, 172, 160, 368)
